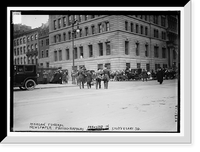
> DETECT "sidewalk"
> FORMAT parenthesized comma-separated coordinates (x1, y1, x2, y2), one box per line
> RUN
(36, 81, 77, 89)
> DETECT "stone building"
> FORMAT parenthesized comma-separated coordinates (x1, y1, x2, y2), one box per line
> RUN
(48, 15, 178, 74)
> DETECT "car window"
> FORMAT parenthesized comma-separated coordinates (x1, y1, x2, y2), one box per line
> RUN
(17, 66, 24, 72)
(25, 66, 33, 72)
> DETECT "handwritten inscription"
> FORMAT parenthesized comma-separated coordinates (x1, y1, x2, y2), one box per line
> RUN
(29, 123, 84, 131)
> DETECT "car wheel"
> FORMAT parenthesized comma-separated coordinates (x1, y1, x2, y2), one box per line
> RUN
(19, 86, 26, 90)
(25, 79, 36, 90)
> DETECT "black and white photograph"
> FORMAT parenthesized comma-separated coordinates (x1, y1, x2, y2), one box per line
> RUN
(3, 4, 192, 144)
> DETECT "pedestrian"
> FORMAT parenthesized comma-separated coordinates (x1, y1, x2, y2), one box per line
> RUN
(103, 66, 110, 89)
(95, 68, 103, 89)
(141, 69, 148, 82)
(58, 69, 63, 84)
(42, 70, 48, 84)
(86, 70, 92, 89)
(77, 66, 87, 89)
(157, 67, 164, 84)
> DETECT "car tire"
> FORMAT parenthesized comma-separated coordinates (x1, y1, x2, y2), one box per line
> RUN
(25, 79, 36, 90)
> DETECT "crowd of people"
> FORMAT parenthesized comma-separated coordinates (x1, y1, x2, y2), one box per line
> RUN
(40, 66, 177, 88)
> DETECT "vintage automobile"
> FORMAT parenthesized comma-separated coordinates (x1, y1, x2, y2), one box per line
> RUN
(13, 65, 38, 90)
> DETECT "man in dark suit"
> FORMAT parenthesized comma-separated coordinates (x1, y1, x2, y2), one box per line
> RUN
(157, 67, 164, 84)
(103, 66, 110, 89)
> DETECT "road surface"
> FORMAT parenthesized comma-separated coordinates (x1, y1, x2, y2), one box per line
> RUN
(13, 79, 178, 132)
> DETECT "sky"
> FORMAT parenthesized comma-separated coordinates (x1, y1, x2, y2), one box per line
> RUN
(20, 15, 49, 29)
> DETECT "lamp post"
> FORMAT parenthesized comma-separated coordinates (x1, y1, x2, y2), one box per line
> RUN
(71, 19, 80, 84)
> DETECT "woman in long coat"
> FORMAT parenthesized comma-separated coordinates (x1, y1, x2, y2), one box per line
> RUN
(157, 67, 164, 84)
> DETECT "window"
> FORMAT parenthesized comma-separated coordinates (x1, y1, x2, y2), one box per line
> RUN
(154, 46, 159, 58)
(17, 65, 24, 72)
(105, 63, 111, 69)
(27, 36, 30, 42)
(46, 50, 49, 57)
(163, 64, 167, 69)
(137, 63, 141, 69)
(54, 20, 57, 30)
(58, 18, 61, 29)
(79, 15, 82, 22)
(146, 63, 150, 72)
(144, 15, 148, 21)
(79, 29, 82, 37)
(136, 24, 139, 33)
(145, 44, 148, 57)
(106, 41, 111, 55)
(136, 42, 139, 56)
(35, 34, 38, 40)
(20, 47, 22, 54)
(105, 22, 110, 31)
(140, 25, 143, 34)
(85, 27, 89, 36)
(68, 15, 72, 25)
(63, 33, 66, 41)
(59, 50, 62, 61)
(89, 45, 93, 57)
(131, 23, 134, 32)
(74, 47, 78, 59)
(54, 35, 57, 43)
(21, 57, 23, 64)
(125, 41, 129, 55)
(24, 57, 26, 64)
(17, 48, 19, 55)
(54, 51, 57, 61)
(27, 45, 30, 52)
(91, 15, 95, 19)
(126, 63, 130, 69)
(41, 50, 44, 58)
(66, 49, 70, 60)
(68, 31, 71, 40)
(154, 29, 159, 38)
(98, 64, 103, 70)
(153, 15, 159, 24)
(99, 43, 103, 56)
(23, 37, 26, 43)
(161, 16, 166, 27)
(91, 25, 95, 34)
(46, 62, 49, 68)
(63, 16, 66, 27)
(31, 35, 34, 41)
(162, 47, 166, 58)
(155, 64, 160, 71)
(58, 34, 61, 42)
(20, 38, 22, 44)
(80, 46, 83, 58)
(31, 44, 34, 51)
(125, 21, 128, 31)
(99, 23, 103, 33)
(46, 39, 49, 45)
(162, 31, 166, 40)
(35, 44, 38, 51)
(85, 15, 89, 21)
(145, 27, 148, 35)
(41, 40, 43, 46)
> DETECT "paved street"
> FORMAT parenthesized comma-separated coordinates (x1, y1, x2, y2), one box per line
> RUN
(13, 79, 178, 132)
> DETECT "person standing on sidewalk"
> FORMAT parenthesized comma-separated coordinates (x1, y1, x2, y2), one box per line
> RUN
(86, 70, 92, 89)
(103, 66, 110, 89)
(157, 67, 164, 84)
(141, 69, 148, 82)
(95, 68, 103, 89)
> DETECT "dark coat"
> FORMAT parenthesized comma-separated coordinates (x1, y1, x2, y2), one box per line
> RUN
(157, 69, 164, 83)
(103, 69, 110, 81)
(86, 71, 92, 83)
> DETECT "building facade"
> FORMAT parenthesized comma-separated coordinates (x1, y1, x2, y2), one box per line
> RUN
(13, 34, 27, 65)
(48, 15, 178, 75)
(25, 29, 39, 65)
(38, 23, 50, 68)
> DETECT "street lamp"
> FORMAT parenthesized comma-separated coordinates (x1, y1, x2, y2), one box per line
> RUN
(72, 20, 80, 84)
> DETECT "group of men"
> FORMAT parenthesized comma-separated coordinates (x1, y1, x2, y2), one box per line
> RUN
(72, 66, 111, 89)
